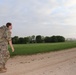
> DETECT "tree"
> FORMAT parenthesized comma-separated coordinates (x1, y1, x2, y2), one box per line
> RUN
(44, 37, 51, 43)
(41, 36, 45, 43)
(24, 37, 29, 44)
(18, 37, 24, 44)
(31, 35, 36, 43)
(56, 36, 65, 42)
(12, 35, 65, 44)
(28, 36, 36, 43)
(51, 36, 58, 43)
(12, 36, 19, 44)
(36, 35, 42, 43)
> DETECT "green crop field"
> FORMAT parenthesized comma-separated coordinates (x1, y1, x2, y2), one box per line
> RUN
(9, 42, 76, 56)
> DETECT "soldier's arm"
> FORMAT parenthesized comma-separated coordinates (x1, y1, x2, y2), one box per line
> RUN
(9, 40, 14, 52)
(6, 30, 14, 52)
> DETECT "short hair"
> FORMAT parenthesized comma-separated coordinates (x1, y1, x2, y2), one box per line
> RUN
(6, 22, 12, 28)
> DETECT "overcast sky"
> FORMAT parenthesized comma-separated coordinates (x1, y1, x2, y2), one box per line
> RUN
(0, 0, 76, 38)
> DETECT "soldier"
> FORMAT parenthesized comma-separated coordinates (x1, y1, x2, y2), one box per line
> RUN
(0, 22, 14, 73)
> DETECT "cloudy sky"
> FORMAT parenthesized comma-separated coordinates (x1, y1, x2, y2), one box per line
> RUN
(0, 0, 76, 38)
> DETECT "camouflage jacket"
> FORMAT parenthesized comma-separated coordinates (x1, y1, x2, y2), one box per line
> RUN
(0, 25, 11, 42)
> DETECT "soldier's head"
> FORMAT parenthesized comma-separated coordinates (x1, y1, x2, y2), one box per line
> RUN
(6, 22, 12, 30)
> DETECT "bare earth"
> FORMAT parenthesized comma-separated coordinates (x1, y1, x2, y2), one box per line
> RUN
(1, 48, 76, 75)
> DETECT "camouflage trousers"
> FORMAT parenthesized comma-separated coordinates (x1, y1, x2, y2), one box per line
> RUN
(0, 42, 10, 69)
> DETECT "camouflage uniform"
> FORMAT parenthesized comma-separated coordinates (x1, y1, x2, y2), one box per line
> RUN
(0, 26, 11, 69)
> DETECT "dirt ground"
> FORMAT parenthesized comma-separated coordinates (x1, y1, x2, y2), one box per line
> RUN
(1, 48, 76, 75)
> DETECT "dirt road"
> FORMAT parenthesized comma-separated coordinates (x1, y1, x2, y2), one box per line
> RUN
(1, 48, 76, 75)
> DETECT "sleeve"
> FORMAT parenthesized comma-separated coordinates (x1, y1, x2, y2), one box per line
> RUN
(6, 30, 11, 41)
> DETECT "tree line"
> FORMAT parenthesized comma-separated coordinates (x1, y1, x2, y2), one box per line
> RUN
(12, 35, 65, 44)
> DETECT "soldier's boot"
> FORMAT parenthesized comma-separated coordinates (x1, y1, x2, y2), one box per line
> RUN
(0, 68, 7, 73)
(3, 63, 7, 70)
(3, 66, 7, 70)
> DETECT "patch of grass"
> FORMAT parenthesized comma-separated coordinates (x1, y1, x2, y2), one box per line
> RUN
(9, 42, 76, 56)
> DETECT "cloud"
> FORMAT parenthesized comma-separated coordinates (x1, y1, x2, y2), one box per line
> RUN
(0, 0, 76, 38)
(64, 0, 76, 7)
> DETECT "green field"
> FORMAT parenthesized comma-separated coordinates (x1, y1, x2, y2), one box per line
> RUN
(9, 42, 76, 56)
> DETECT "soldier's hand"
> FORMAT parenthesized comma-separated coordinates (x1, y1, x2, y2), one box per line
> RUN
(12, 48, 15, 52)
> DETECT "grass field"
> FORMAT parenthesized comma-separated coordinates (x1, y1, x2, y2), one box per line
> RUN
(9, 42, 76, 56)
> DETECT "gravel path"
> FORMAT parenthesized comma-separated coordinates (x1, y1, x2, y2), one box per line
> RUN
(1, 48, 76, 75)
